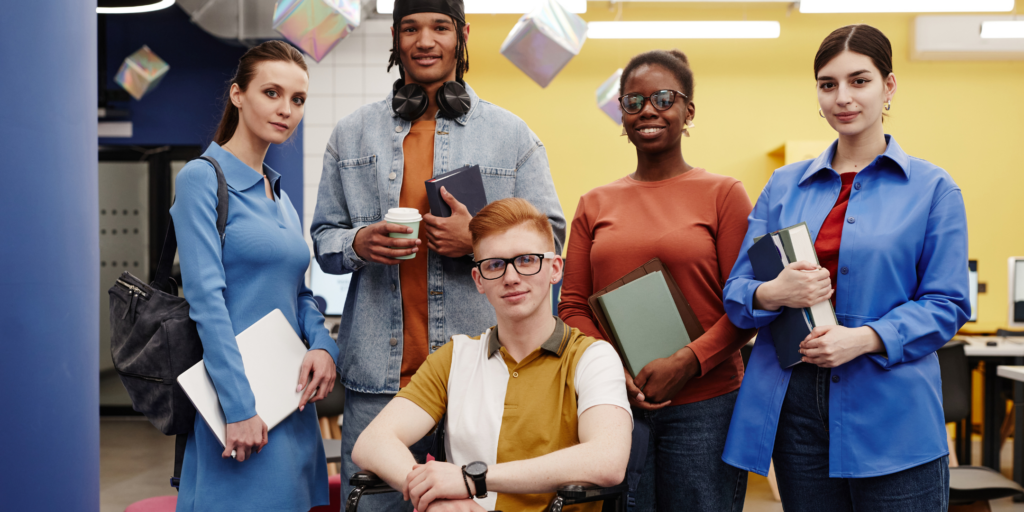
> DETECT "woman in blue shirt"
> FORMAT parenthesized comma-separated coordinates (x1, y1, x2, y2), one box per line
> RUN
(172, 41, 340, 512)
(722, 25, 969, 511)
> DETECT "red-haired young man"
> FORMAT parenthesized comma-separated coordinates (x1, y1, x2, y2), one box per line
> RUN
(353, 198, 631, 512)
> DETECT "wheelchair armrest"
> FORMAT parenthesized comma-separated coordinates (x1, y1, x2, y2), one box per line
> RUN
(349, 470, 392, 491)
(556, 481, 629, 502)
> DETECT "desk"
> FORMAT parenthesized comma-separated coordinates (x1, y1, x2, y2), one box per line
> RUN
(996, 365, 1024, 498)
(960, 337, 1024, 473)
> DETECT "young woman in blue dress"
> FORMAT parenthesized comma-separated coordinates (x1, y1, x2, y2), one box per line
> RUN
(722, 25, 970, 511)
(172, 40, 340, 512)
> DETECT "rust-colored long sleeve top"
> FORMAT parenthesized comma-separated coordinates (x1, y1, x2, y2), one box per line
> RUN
(558, 169, 756, 405)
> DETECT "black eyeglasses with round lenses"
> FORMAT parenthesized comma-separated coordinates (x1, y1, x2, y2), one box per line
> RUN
(474, 252, 556, 280)
(619, 89, 688, 115)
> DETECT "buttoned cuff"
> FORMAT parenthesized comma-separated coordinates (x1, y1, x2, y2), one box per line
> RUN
(864, 320, 901, 370)
(747, 282, 783, 328)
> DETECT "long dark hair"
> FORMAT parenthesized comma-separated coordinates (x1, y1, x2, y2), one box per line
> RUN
(387, 17, 470, 83)
(213, 40, 308, 145)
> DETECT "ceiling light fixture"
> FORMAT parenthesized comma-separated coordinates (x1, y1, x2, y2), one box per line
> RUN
(376, 0, 586, 14)
(587, 21, 781, 39)
(799, 0, 1014, 13)
(97, 0, 176, 14)
(981, 20, 1024, 38)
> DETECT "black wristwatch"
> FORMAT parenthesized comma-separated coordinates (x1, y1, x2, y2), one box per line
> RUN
(463, 461, 488, 498)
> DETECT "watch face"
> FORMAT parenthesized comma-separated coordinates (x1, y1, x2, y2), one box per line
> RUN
(466, 461, 487, 476)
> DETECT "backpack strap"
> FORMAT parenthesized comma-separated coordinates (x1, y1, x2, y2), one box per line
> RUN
(170, 432, 188, 489)
(153, 156, 228, 294)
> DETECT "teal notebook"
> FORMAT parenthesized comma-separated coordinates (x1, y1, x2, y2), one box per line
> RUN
(596, 271, 691, 378)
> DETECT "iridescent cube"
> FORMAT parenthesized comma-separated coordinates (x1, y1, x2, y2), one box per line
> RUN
(596, 68, 623, 124)
(500, 0, 587, 88)
(273, 0, 360, 63)
(115, 45, 170, 101)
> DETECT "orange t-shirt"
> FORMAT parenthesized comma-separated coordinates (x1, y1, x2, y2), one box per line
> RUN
(399, 120, 435, 387)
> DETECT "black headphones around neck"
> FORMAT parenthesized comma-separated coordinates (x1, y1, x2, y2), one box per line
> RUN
(391, 79, 471, 121)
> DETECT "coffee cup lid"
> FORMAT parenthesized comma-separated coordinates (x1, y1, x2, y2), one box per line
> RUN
(384, 207, 422, 223)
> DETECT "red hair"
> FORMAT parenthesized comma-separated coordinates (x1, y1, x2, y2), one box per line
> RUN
(469, 198, 554, 251)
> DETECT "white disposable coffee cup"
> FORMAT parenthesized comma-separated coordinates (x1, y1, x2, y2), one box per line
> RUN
(384, 208, 422, 260)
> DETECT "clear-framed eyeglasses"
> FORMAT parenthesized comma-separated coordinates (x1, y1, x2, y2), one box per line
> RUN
(474, 252, 556, 280)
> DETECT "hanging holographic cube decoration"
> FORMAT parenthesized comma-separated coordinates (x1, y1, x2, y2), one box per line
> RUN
(596, 68, 624, 124)
(499, 0, 588, 88)
(115, 45, 170, 101)
(272, 0, 361, 63)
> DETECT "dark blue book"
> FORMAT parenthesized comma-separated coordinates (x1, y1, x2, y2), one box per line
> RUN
(747, 234, 810, 368)
(425, 165, 487, 218)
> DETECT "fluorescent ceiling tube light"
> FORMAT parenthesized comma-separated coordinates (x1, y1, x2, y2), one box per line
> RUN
(376, 0, 586, 14)
(981, 21, 1024, 38)
(588, 21, 781, 39)
(799, 0, 1014, 13)
(97, 0, 176, 14)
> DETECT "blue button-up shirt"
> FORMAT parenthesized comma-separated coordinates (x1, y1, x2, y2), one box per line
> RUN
(310, 83, 565, 395)
(722, 136, 970, 478)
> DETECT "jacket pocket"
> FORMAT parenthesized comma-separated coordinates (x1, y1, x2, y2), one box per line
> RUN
(479, 166, 516, 202)
(338, 155, 381, 223)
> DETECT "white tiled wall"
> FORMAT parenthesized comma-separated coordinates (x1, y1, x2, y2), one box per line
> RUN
(302, 19, 401, 251)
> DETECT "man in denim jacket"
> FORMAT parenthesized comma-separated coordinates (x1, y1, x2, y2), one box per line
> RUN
(310, 0, 564, 508)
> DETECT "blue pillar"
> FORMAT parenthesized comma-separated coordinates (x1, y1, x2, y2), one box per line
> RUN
(0, 2, 99, 511)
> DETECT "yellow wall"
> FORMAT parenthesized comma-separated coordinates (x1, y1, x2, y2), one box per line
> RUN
(463, 2, 1024, 333)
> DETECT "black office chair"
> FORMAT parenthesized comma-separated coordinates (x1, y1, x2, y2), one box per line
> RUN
(937, 340, 1024, 507)
(347, 415, 649, 512)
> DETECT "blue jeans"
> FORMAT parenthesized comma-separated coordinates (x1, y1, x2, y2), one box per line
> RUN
(340, 388, 432, 512)
(772, 363, 950, 512)
(630, 390, 747, 512)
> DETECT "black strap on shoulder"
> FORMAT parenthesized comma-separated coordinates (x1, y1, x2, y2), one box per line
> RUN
(170, 432, 188, 489)
(153, 156, 228, 293)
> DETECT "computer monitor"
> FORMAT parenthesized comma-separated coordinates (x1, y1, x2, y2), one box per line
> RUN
(968, 260, 978, 323)
(310, 259, 352, 317)
(1010, 257, 1024, 328)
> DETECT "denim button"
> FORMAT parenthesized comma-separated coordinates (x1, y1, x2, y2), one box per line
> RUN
(841, 266, 849, 275)
(389, 172, 397, 180)
(389, 337, 398, 346)
(854, 182, 862, 190)
(391, 283, 396, 291)
(847, 216, 855, 224)
(832, 375, 840, 383)
(395, 126, 403, 133)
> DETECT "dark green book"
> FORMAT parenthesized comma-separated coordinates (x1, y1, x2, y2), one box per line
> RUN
(595, 271, 692, 378)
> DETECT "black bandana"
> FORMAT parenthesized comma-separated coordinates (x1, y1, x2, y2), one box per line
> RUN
(392, 0, 465, 26)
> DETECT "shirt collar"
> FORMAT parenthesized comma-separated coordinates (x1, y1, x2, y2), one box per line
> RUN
(488, 317, 571, 358)
(798, 134, 911, 186)
(203, 142, 282, 197)
(387, 81, 479, 126)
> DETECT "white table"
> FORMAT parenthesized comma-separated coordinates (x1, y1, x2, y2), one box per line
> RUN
(997, 365, 1024, 498)
(961, 336, 1024, 358)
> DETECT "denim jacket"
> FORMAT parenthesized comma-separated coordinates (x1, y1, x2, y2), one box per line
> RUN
(721, 136, 969, 477)
(310, 83, 566, 394)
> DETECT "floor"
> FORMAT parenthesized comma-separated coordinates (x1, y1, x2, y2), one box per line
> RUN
(100, 417, 1024, 512)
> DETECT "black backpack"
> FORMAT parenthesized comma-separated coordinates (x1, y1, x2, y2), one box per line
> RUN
(108, 155, 228, 488)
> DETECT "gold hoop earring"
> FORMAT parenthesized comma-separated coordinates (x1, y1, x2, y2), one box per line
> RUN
(885, 100, 892, 111)
(819, 108, 825, 118)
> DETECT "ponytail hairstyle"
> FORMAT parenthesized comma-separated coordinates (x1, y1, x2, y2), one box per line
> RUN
(213, 40, 308, 145)
(387, 16, 470, 83)
(620, 49, 694, 102)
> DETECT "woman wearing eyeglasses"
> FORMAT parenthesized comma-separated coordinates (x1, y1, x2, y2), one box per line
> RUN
(558, 49, 755, 511)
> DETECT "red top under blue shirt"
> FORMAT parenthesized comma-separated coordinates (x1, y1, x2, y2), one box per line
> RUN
(814, 172, 857, 299)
